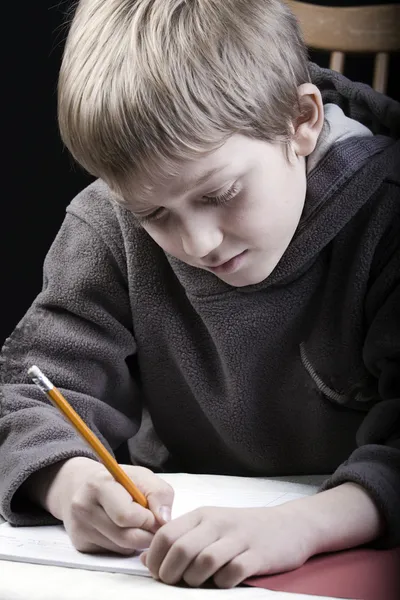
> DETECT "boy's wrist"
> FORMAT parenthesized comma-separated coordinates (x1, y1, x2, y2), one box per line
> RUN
(22, 456, 98, 520)
(272, 494, 322, 560)
(279, 481, 385, 558)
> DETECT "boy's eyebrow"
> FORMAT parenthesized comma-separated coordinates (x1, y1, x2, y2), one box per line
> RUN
(178, 166, 227, 193)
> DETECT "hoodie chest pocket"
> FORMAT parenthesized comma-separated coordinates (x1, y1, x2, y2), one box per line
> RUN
(299, 342, 378, 412)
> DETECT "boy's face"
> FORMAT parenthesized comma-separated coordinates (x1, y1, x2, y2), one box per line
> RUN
(130, 133, 308, 287)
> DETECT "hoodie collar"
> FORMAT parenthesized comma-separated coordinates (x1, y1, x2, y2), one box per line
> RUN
(307, 103, 373, 174)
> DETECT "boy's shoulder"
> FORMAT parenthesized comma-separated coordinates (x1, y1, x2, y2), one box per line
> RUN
(63, 179, 163, 279)
(67, 178, 126, 228)
(66, 178, 145, 250)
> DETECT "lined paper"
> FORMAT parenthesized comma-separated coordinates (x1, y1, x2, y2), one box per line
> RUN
(0, 473, 319, 576)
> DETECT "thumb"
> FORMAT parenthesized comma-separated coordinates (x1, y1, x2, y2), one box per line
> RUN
(146, 482, 174, 525)
(124, 466, 174, 526)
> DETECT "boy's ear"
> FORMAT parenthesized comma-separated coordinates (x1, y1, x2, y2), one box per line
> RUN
(291, 84, 324, 157)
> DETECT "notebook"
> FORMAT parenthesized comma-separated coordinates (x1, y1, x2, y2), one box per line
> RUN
(0, 473, 319, 576)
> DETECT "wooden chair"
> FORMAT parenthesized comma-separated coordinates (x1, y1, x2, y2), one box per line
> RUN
(286, 1, 400, 94)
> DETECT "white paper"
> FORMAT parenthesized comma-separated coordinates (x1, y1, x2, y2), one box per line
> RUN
(0, 473, 319, 576)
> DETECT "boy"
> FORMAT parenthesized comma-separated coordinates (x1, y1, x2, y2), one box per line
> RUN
(0, 0, 399, 589)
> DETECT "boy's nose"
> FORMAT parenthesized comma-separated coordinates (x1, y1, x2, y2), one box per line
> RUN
(180, 218, 223, 259)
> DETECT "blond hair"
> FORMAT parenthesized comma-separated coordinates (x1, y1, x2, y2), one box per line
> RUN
(58, 0, 309, 198)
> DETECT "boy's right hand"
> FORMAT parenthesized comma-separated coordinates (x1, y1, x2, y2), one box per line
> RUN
(27, 456, 174, 555)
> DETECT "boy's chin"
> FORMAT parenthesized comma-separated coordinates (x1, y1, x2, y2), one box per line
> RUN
(216, 265, 274, 288)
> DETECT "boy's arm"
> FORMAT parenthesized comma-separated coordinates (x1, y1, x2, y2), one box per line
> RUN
(0, 207, 140, 525)
(318, 208, 400, 548)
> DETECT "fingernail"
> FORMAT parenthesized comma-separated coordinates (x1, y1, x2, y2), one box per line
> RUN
(158, 505, 171, 522)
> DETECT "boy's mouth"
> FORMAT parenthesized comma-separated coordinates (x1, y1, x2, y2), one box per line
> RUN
(205, 250, 248, 275)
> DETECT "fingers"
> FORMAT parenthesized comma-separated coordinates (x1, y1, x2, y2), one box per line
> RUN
(67, 501, 154, 553)
(143, 506, 265, 588)
(213, 550, 257, 588)
(97, 478, 157, 532)
(183, 539, 244, 587)
(146, 511, 252, 588)
(158, 523, 220, 585)
(72, 526, 141, 556)
(93, 506, 155, 550)
(146, 510, 213, 584)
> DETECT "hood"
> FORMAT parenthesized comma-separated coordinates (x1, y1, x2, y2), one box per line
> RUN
(309, 62, 400, 139)
(306, 102, 373, 174)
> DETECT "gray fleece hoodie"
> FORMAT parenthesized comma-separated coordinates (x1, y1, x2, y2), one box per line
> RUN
(1, 65, 399, 547)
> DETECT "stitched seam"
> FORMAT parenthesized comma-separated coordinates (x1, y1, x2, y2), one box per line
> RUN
(300, 342, 347, 405)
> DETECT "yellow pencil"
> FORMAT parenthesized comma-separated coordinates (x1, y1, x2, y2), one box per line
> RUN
(28, 365, 148, 508)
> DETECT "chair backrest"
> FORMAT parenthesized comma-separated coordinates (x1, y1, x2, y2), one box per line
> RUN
(286, 1, 400, 94)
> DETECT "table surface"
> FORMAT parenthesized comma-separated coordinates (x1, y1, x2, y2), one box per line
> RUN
(0, 560, 340, 600)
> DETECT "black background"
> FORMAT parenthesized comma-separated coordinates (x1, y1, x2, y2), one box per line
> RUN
(2, 1, 399, 345)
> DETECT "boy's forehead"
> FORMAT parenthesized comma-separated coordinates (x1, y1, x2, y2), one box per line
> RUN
(171, 165, 229, 194)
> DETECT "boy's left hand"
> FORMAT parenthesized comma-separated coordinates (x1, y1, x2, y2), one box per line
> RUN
(140, 504, 314, 588)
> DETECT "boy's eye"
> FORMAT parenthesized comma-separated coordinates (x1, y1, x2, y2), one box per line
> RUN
(136, 183, 239, 226)
(203, 183, 238, 206)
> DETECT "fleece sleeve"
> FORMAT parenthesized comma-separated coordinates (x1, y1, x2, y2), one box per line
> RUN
(0, 212, 140, 525)
(320, 207, 400, 548)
